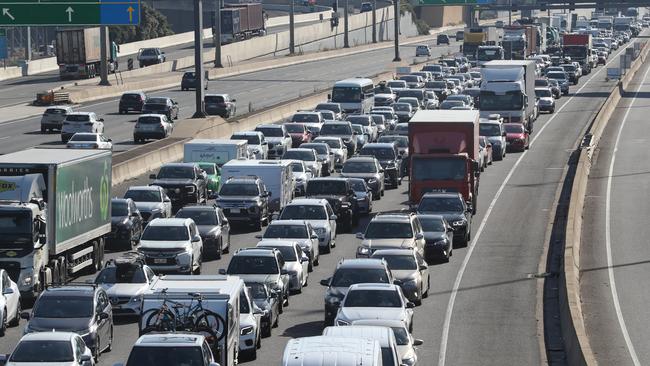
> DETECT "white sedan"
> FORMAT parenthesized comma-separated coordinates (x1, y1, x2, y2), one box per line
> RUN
(66, 133, 113, 150)
(3, 332, 94, 365)
(0, 269, 20, 336)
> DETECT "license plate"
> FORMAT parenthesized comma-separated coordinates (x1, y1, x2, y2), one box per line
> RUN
(154, 258, 167, 264)
(230, 208, 240, 213)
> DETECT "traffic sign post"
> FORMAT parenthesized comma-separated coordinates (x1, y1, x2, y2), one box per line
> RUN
(0, 0, 140, 26)
(0, 28, 6, 62)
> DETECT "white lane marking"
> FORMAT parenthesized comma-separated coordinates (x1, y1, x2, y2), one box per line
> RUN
(437, 43, 634, 366)
(603, 55, 650, 366)
(0, 135, 11, 140)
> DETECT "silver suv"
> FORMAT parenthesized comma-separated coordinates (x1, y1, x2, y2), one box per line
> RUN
(133, 114, 174, 142)
(356, 213, 425, 258)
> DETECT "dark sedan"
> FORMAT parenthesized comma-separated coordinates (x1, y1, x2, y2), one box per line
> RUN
(108, 198, 143, 250)
(142, 97, 179, 120)
(247, 282, 281, 337)
(417, 192, 472, 247)
(174, 205, 231, 259)
(181, 71, 208, 91)
(417, 214, 454, 263)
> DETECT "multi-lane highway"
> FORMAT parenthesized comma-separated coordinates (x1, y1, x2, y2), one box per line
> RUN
(0, 36, 461, 156)
(0, 25, 641, 366)
(581, 43, 650, 366)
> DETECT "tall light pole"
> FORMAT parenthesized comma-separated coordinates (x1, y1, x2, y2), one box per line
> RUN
(393, 0, 400, 61)
(344, 0, 350, 48)
(372, 0, 377, 43)
(214, 0, 223, 68)
(290, 0, 296, 54)
(193, 0, 207, 118)
(99, 26, 110, 86)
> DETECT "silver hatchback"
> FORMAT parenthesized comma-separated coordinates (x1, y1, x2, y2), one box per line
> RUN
(40, 106, 73, 133)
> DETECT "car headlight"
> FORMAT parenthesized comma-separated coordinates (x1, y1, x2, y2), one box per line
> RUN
(336, 319, 350, 326)
(434, 239, 448, 246)
(186, 185, 196, 193)
(19, 269, 33, 287)
(240, 325, 254, 335)
(314, 227, 326, 235)
(130, 295, 143, 303)
(368, 178, 377, 183)
(402, 356, 417, 366)
(357, 246, 370, 255)
(452, 220, 466, 227)
(326, 295, 342, 305)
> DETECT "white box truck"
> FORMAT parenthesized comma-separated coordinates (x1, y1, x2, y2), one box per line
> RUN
(220, 160, 294, 212)
(140, 275, 244, 366)
(183, 139, 249, 167)
(480, 60, 537, 133)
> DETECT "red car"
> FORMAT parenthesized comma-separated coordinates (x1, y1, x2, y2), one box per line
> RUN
(504, 123, 529, 152)
(284, 123, 312, 147)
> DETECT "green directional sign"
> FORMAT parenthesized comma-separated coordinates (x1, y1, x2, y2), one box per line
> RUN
(0, 0, 140, 26)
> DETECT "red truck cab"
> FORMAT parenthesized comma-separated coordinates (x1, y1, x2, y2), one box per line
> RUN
(408, 110, 481, 213)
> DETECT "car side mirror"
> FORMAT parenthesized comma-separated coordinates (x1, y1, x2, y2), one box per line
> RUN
(447, 227, 455, 232)
(415, 233, 424, 240)
(99, 118, 105, 122)
(255, 234, 263, 239)
(330, 214, 337, 220)
(192, 236, 201, 243)
(2, 288, 13, 295)
(149, 174, 157, 179)
(466, 204, 473, 213)
(281, 269, 289, 275)
(232, 99, 237, 102)
(355, 232, 364, 239)
(20, 311, 30, 320)
(164, 197, 171, 203)
(218, 269, 227, 275)
(301, 254, 309, 263)
(393, 279, 403, 285)
(320, 278, 331, 286)
(108, 138, 113, 142)
(413, 339, 424, 346)
(419, 264, 428, 271)
(406, 302, 416, 308)
(98, 312, 110, 320)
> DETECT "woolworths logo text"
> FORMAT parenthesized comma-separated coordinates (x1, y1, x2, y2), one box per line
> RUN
(57, 177, 94, 229)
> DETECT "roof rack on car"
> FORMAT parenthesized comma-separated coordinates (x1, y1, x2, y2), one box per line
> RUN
(106, 251, 146, 267)
(46, 282, 98, 289)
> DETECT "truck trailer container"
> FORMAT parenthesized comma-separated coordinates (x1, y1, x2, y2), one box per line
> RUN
(0, 148, 111, 300)
(563, 33, 593, 74)
(408, 110, 481, 213)
(219, 3, 266, 44)
(55, 27, 118, 80)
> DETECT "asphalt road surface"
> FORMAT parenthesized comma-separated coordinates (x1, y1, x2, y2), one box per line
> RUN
(581, 43, 650, 366)
(0, 19, 324, 110)
(0, 36, 462, 156)
(0, 31, 640, 365)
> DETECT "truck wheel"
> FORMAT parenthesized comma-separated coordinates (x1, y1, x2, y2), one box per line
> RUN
(49, 259, 61, 285)
(58, 256, 68, 283)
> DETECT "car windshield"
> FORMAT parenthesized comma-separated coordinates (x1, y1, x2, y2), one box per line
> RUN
(316, 103, 341, 113)
(112, 201, 129, 217)
(219, 183, 259, 196)
(394, 103, 411, 112)
(45, 108, 68, 114)
(183, 72, 196, 78)
(316, 139, 342, 149)
(95, 265, 147, 284)
(399, 75, 419, 83)
(65, 114, 90, 122)
(374, 254, 417, 270)
(331, 86, 362, 103)
(344, 289, 401, 307)
(279, 205, 327, 220)
(372, 111, 394, 120)
(392, 327, 410, 345)
(302, 144, 328, 154)
(347, 116, 370, 126)
(140, 48, 157, 56)
(69, 134, 96, 142)
(247, 283, 268, 299)
(330, 268, 389, 287)
(536, 89, 552, 98)
(479, 123, 501, 136)
(418, 197, 464, 213)
(440, 100, 465, 109)
(419, 216, 446, 232)
(422, 65, 442, 72)
(291, 162, 305, 172)
(425, 81, 447, 89)
(284, 124, 305, 133)
(470, 72, 481, 79)
(349, 179, 367, 191)
(10, 341, 74, 362)
(256, 127, 283, 137)
(562, 65, 576, 72)
(157, 166, 194, 179)
(479, 91, 523, 111)
(343, 161, 377, 173)
(263, 224, 308, 239)
(292, 114, 320, 122)
(505, 124, 524, 133)
(549, 79, 559, 86)
(232, 134, 261, 145)
(142, 225, 189, 241)
(126, 346, 204, 366)
(547, 72, 567, 80)
(146, 97, 168, 104)
(365, 221, 412, 239)
(378, 136, 408, 148)
(33, 296, 93, 318)
(259, 246, 297, 261)
(352, 125, 364, 134)
(198, 164, 216, 175)
(138, 116, 162, 124)
(227, 256, 278, 274)
(175, 209, 218, 225)
(124, 189, 161, 203)
(387, 81, 406, 88)
(205, 95, 225, 104)
(307, 180, 347, 195)
(535, 79, 549, 86)
(283, 150, 315, 161)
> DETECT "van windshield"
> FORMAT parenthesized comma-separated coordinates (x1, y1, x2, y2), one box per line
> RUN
(344, 289, 401, 307)
(263, 225, 308, 239)
(256, 127, 283, 137)
(126, 347, 204, 366)
(232, 134, 260, 145)
(321, 124, 352, 135)
(141, 226, 189, 241)
(227, 256, 279, 274)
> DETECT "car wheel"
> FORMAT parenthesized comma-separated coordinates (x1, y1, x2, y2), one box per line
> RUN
(9, 301, 20, 327)
(216, 238, 223, 260)
(308, 260, 313, 273)
(106, 327, 113, 352)
(40, 126, 46, 133)
(194, 252, 202, 274)
(0, 310, 6, 336)
(423, 276, 430, 298)
(93, 339, 100, 361)
(223, 234, 231, 254)
(321, 242, 331, 254)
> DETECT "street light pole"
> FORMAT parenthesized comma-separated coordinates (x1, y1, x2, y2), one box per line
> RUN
(393, 0, 400, 61)
(372, 0, 377, 43)
(344, 0, 350, 48)
(99, 26, 110, 86)
(193, 0, 207, 118)
(214, 0, 223, 68)
(290, 0, 295, 54)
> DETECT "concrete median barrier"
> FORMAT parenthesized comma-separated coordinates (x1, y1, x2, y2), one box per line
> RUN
(561, 41, 649, 366)
(19, 57, 58, 76)
(0, 66, 23, 81)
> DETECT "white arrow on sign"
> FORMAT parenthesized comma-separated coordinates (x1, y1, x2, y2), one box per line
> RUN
(2, 8, 15, 21)
(65, 6, 74, 22)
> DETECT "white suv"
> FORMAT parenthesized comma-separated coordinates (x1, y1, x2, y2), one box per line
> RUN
(356, 213, 425, 258)
(136, 218, 203, 275)
(61, 112, 104, 143)
(133, 114, 174, 142)
(277, 198, 337, 254)
(121, 333, 219, 366)
(257, 219, 320, 272)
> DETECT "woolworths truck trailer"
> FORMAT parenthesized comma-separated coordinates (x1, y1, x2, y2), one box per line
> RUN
(0, 148, 111, 301)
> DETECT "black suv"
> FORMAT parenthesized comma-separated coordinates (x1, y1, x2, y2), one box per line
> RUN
(175, 205, 231, 259)
(215, 176, 270, 230)
(305, 178, 357, 232)
(180, 71, 208, 91)
(118, 91, 147, 114)
(358, 142, 403, 188)
(416, 192, 472, 246)
(142, 97, 179, 120)
(149, 163, 208, 208)
(108, 198, 143, 249)
(22, 284, 114, 360)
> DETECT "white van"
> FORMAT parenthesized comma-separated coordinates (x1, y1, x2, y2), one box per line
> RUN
(323, 326, 400, 366)
(282, 336, 383, 366)
(330, 78, 375, 114)
(184, 139, 249, 167)
(220, 159, 295, 212)
(141, 275, 244, 366)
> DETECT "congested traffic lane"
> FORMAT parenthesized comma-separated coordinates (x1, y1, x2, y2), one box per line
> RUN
(0, 40, 635, 365)
(581, 46, 650, 365)
(0, 19, 324, 110)
(0, 37, 462, 156)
